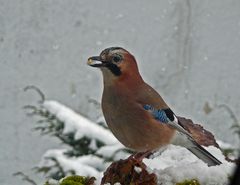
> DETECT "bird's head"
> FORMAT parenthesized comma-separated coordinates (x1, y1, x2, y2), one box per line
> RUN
(87, 47, 142, 85)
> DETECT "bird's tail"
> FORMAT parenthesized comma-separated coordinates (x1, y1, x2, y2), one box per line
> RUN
(187, 142, 222, 166)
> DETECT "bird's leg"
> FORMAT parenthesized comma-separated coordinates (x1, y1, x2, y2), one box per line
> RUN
(128, 150, 152, 162)
(149, 146, 168, 159)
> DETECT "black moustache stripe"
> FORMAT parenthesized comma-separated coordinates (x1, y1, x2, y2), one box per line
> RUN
(106, 63, 122, 76)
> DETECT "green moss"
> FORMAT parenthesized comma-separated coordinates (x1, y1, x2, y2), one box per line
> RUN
(44, 182, 51, 185)
(221, 148, 235, 157)
(58, 175, 95, 185)
(176, 179, 201, 185)
(60, 176, 87, 185)
(44, 175, 96, 185)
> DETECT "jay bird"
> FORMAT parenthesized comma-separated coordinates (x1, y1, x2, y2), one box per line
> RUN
(87, 47, 222, 166)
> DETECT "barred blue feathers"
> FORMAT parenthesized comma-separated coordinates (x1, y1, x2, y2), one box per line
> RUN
(143, 104, 170, 123)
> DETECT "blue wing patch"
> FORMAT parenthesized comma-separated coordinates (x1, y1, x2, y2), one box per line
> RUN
(143, 104, 170, 123)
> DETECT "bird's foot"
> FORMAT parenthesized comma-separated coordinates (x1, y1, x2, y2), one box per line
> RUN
(129, 151, 152, 163)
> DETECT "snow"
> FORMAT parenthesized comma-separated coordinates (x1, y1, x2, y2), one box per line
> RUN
(89, 139, 98, 151)
(144, 145, 235, 185)
(46, 179, 59, 185)
(41, 100, 236, 185)
(134, 166, 142, 173)
(96, 143, 128, 160)
(217, 140, 236, 150)
(40, 149, 104, 181)
(43, 101, 118, 145)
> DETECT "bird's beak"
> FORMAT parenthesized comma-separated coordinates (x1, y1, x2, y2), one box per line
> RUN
(87, 56, 105, 67)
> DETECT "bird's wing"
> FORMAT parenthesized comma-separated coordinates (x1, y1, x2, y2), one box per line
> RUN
(143, 104, 191, 137)
(143, 104, 222, 166)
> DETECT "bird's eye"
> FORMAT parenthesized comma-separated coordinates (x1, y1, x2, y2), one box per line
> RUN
(112, 55, 122, 63)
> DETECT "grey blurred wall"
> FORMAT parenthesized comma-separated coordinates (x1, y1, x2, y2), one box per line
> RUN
(0, 0, 240, 185)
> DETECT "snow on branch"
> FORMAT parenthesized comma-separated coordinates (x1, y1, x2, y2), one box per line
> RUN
(43, 101, 118, 145)
(39, 149, 104, 180)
